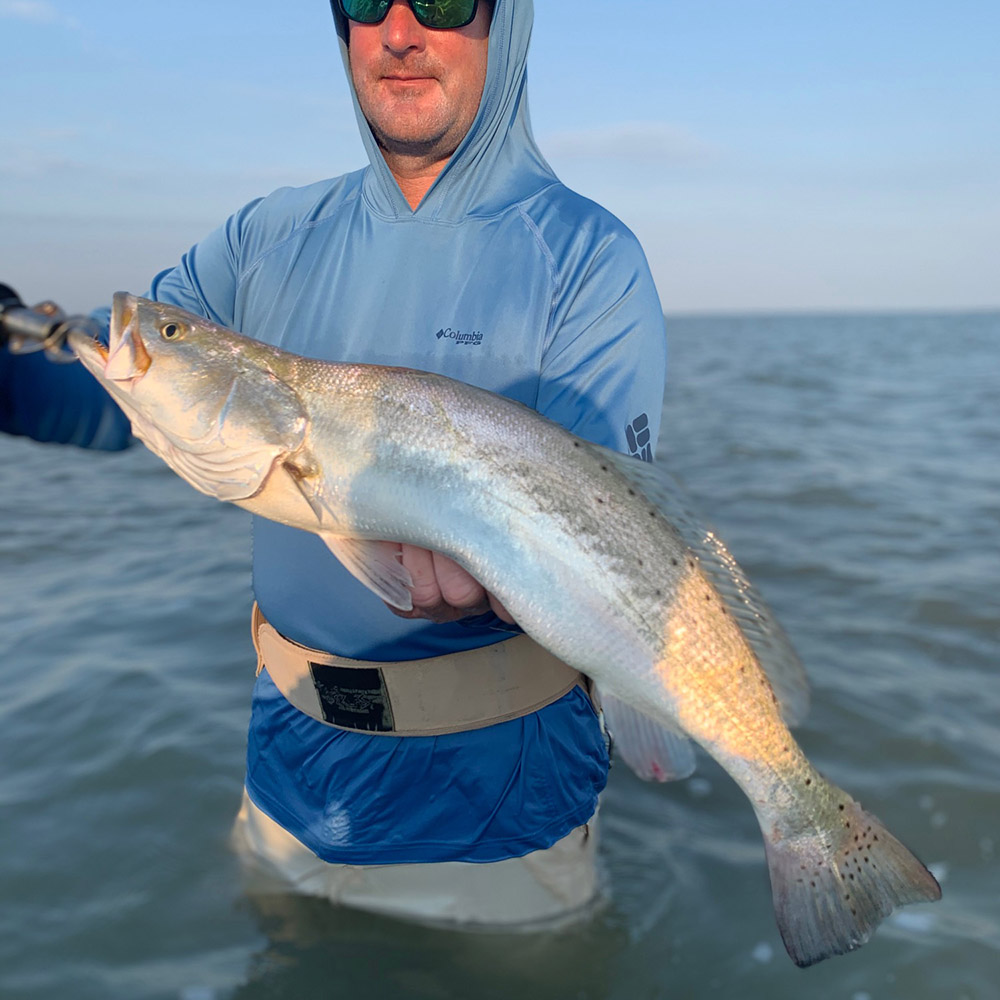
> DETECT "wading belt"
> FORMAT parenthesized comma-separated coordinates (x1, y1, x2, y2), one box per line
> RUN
(251, 603, 584, 737)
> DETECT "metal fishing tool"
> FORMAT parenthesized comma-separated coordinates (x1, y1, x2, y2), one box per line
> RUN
(0, 283, 100, 363)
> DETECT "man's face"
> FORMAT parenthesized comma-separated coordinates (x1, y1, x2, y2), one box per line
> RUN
(348, 1, 491, 163)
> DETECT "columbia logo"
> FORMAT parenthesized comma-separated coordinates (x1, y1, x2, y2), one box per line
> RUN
(436, 326, 483, 346)
(626, 413, 653, 462)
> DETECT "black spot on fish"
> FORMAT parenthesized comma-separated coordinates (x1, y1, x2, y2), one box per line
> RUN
(601, 465, 608, 472)
(670, 558, 678, 566)
(628, 489, 636, 496)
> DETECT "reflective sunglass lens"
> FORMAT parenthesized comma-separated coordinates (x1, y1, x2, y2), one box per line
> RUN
(411, 0, 478, 28)
(340, 0, 391, 23)
(341, 0, 478, 29)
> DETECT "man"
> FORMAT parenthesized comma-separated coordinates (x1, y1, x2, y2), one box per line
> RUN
(1, 0, 666, 926)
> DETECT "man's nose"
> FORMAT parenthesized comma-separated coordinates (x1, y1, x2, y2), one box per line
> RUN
(382, 1, 425, 54)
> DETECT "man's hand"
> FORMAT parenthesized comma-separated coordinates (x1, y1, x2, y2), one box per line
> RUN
(386, 543, 515, 625)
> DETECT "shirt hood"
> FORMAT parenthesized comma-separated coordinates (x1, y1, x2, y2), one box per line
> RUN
(329, 0, 556, 220)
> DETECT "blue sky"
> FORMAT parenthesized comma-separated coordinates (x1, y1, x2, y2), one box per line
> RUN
(1, 0, 996, 313)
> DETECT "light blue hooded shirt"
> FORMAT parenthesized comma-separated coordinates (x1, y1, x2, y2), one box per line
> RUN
(143, 0, 668, 863)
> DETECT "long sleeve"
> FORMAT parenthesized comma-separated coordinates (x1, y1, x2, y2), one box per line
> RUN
(537, 215, 667, 460)
(0, 346, 131, 451)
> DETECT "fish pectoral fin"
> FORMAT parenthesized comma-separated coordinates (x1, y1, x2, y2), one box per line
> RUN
(283, 455, 415, 609)
(599, 689, 696, 782)
(592, 444, 810, 727)
(320, 535, 415, 611)
(283, 454, 334, 525)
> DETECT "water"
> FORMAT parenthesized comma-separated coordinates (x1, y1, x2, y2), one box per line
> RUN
(1, 312, 997, 999)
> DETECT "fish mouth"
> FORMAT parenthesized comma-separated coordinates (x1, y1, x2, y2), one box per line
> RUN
(102, 291, 151, 383)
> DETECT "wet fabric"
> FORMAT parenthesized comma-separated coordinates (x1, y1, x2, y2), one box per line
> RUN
(247, 668, 607, 864)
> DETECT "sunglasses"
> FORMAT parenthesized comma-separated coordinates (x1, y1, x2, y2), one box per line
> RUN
(338, 0, 481, 30)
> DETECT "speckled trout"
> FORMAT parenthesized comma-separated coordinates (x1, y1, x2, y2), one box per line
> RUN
(70, 293, 940, 966)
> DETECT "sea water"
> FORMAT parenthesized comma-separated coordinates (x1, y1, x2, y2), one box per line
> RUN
(1, 311, 997, 999)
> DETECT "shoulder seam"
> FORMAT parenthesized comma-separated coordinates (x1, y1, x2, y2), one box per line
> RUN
(237, 182, 363, 288)
(515, 199, 560, 395)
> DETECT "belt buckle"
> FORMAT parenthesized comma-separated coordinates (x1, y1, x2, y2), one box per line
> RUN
(308, 662, 396, 733)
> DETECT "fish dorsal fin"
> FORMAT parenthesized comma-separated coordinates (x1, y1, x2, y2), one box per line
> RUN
(599, 688, 696, 782)
(593, 444, 810, 727)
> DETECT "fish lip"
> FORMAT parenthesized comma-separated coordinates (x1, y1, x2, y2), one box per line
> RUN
(110, 291, 135, 346)
(104, 291, 151, 382)
(66, 322, 108, 364)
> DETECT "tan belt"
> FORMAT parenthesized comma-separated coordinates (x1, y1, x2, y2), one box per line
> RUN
(251, 603, 584, 737)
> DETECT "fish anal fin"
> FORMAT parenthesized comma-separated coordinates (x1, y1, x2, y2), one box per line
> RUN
(765, 794, 941, 967)
(321, 536, 415, 611)
(600, 689, 696, 782)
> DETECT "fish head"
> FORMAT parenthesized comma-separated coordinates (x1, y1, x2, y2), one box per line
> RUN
(70, 293, 308, 502)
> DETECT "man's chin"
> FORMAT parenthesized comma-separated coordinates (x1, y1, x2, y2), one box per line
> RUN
(369, 115, 454, 159)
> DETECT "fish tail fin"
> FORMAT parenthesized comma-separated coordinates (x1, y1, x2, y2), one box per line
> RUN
(764, 794, 941, 967)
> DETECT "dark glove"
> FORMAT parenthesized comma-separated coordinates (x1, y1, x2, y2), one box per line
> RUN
(0, 285, 132, 450)
(0, 285, 79, 362)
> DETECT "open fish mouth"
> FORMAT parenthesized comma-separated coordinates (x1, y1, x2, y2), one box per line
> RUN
(101, 292, 150, 382)
(66, 291, 142, 372)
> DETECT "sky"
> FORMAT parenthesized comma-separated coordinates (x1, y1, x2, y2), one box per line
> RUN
(0, 0, 997, 314)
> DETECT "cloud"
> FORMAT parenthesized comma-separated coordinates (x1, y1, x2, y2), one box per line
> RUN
(541, 121, 718, 167)
(0, 1, 79, 28)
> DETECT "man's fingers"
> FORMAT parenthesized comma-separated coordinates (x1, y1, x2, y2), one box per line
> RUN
(398, 544, 439, 607)
(385, 545, 513, 624)
(430, 551, 488, 611)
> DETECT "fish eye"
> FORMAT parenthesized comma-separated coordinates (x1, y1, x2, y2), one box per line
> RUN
(160, 322, 183, 341)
